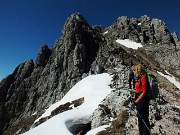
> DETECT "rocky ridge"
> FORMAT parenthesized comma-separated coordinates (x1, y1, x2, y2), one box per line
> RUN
(105, 15, 178, 45)
(0, 13, 180, 135)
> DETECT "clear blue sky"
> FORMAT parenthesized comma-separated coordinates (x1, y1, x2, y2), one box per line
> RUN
(0, 0, 180, 81)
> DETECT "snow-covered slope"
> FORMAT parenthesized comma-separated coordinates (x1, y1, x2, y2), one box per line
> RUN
(21, 73, 112, 135)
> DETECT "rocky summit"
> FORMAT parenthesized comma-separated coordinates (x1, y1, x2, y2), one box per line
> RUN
(0, 13, 180, 135)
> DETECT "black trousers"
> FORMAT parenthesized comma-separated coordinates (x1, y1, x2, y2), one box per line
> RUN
(136, 96, 150, 135)
(128, 77, 135, 89)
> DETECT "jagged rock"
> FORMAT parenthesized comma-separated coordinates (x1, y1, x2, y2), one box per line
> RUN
(172, 32, 180, 46)
(143, 44, 180, 78)
(61, 12, 100, 74)
(151, 18, 172, 44)
(36, 45, 51, 66)
(105, 15, 177, 46)
(14, 59, 34, 80)
(0, 13, 104, 135)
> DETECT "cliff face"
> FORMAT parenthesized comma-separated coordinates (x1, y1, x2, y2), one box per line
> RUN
(105, 15, 177, 45)
(0, 13, 180, 135)
(0, 13, 103, 134)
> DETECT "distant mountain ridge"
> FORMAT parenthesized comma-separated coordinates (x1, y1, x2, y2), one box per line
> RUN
(0, 13, 179, 135)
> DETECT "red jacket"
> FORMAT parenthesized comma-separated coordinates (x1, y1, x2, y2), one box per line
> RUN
(135, 75, 147, 95)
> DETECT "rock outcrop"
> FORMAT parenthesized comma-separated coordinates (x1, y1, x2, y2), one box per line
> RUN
(172, 32, 180, 46)
(36, 45, 51, 66)
(0, 13, 180, 135)
(105, 15, 176, 46)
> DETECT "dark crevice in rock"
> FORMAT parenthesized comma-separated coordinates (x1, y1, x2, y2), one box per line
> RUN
(66, 120, 91, 135)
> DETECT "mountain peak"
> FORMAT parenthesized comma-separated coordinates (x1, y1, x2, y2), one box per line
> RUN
(107, 15, 177, 45)
(61, 13, 89, 36)
(69, 12, 86, 21)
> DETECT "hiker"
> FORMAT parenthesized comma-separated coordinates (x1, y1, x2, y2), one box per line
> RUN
(128, 65, 135, 89)
(132, 64, 150, 135)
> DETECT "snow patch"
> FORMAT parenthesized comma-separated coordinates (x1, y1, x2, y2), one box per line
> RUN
(158, 71, 180, 90)
(21, 73, 112, 135)
(116, 39, 143, 49)
(32, 112, 37, 116)
(103, 31, 108, 35)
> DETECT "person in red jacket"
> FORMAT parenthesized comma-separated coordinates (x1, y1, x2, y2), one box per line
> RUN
(132, 64, 150, 135)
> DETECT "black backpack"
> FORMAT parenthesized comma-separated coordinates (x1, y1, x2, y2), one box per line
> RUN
(146, 72, 159, 100)
(140, 72, 159, 100)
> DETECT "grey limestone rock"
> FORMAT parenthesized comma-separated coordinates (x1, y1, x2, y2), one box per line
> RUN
(0, 12, 104, 135)
(105, 15, 177, 46)
(172, 32, 180, 46)
(36, 45, 51, 66)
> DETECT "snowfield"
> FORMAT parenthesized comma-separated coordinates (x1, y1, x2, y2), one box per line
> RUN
(21, 73, 113, 135)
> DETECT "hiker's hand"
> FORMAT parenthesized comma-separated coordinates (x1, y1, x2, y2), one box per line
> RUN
(131, 95, 135, 100)
(132, 100, 137, 108)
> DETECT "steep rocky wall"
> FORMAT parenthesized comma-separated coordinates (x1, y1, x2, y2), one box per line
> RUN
(143, 44, 180, 79)
(0, 13, 103, 135)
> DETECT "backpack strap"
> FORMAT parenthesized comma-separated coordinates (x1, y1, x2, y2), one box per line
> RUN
(139, 77, 142, 87)
(139, 74, 147, 87)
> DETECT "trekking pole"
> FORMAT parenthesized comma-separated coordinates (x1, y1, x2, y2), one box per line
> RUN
(126, 105, 131, 135)
(125, 94, 135, 135)
(129, 101, 151, 133)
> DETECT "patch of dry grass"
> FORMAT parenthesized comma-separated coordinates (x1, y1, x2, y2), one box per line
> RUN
(96, 110, 128, 135)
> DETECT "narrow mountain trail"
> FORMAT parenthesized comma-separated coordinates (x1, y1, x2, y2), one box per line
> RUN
(109, 68, 179, 135)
